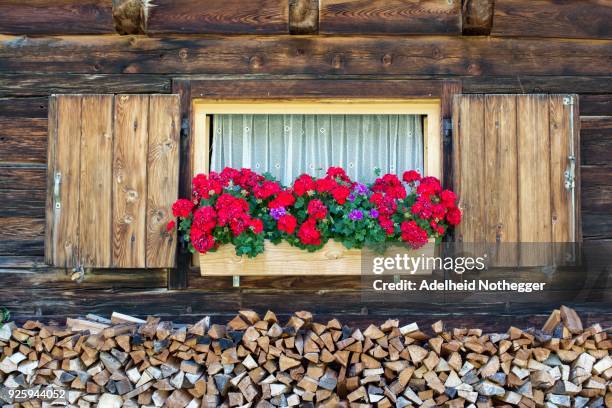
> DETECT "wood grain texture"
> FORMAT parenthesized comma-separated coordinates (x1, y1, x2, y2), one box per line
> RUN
(319, 0, 461, 34)
(47, 96, 81, 268)
(146, 95, 179, 268)
(492, 0, 612, 39)
(462, 0, 494, 35)
(580, 95, 612, 116)
(112, 95, 148, 268)
(0, 73, 170, 97)
(441, 80, 462, 191)
(147, 0, 289, 34)
(200, 240, 434, 276)
(0, 190, 45, 218)
(484, 95, 518, 265)
(79, 95, 113, 267)
(0, 118, 47, 164)
(0, 165, 46, 190)
(2, 35, 611, 77)
(580, 117, 611, 166)
(0, 97, 47, 118)
(518, 95, 552, 266)
(0, 217, 44, 241)
(0, 0, 113, 35)
(289, 0, 319, 34)
(453, 95, 485, 242)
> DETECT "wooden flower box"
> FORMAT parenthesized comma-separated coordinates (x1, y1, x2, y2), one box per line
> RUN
(199, 239, 435, 276)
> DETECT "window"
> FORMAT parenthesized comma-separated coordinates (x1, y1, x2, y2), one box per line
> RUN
(194, 100, 442, 183)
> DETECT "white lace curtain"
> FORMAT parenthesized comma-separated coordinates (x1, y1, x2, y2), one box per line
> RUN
(210, 114, 424, 185)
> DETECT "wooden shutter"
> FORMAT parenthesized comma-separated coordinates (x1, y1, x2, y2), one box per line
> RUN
(45, 94, 180, 268)
(452, 94, 580, 265)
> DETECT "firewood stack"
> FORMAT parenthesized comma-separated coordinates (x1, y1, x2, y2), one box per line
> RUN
(0, 306, 610, 407)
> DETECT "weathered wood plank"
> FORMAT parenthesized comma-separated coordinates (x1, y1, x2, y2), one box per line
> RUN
(0, 118, 47, 164)
(441, 80, 462, 192)
(580, 117, 612, 166)
(0, 97, 47, 118)
(453, 95, 485, 242)
(1, 35, 611, 77)
(79, 95, 113, 267)
(146, 95, 179, 268)
(463, 76, 612, 94)
(580, 95, 612, 116)
(492, 0, 612, 39)
(518, 96, 551, 265)
(289, 0, 319, 34)
(549, 96, 573, 242)
(462, 0, 494, 35)
(582, 213, 612, 240)
(0, 268, 167, 290)
(112, 95, 148, 268)
(582, 165, 612, 187)
(0, 165, 46, 190)
(46, 96, 81, 268)
(319, 0, 461, 34)
(0, 217, 45, 241)
(190, 79, 443, 99)
(582, 184, 612, 214)
(484, 95, 518, 265)
(0, 73, 170, 97)
(147, 0, 289, 34)
(0, 0, 113, 35)
(0, 190, 45, 218)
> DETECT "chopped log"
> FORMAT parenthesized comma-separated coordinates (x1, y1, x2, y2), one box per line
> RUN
(462, 0, 494, 35)
(112, 0, 149, 35)
(289, 0, 318, 34)
(0, 306, 607, 407)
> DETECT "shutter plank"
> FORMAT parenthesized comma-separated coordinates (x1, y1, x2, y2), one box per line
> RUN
(79, 95, 113, 267)
(454, 95, 485, 242)
(53, 96, 82, 267)
(484, 95, 518, 265)
(44, 96, 57, 265)
(518, 95, 552, 265)
(112, 95, 148, 268)
(146, 95, 179, 267)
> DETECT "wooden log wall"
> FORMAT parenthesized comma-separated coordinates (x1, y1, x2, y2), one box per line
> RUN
(0, 0, 610, 323)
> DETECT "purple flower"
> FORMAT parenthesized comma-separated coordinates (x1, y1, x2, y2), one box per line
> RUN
(353, 183, 369, 195)
(369, 209, 379, 218)
(348, 193, 356, 202)
(348, 210, 363, 221)
(269, 207, 286, 220)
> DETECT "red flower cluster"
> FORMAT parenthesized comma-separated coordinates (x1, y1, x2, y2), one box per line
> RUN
(307, 199, 327, 220)
(172, 199, 194, 218)
(277, 214, 297, 234)
(372, 174, 407, 200)
(401, 220, 429, 249)
(297, 219, 321, 246)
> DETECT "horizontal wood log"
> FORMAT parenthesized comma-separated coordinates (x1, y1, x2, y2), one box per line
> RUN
(0, 97, 48, 118)
(319, 0, 461, 34)
(189, 78, 444, 99)
(580, 95, 612, 116)
(0, 119, 47, 164)
(582, 165, 612, 187)
(0, 217, 44, 241)
(0, 165, 46, 190)
(0, 189, 45, 218)
(582, 184, 612, 214)
(112, 0, 147, 35)
(0, 267, 167, 290)
(0, 0, 113, 35)
(463, 76, 612, 94)
(492, 0, 612, 39)
(147, 0, 289, 34)
(581, 117, 612, 166)
(582, 213, 612, 240)
(1, 35, 611, 77)
(0, 73, 170, 97)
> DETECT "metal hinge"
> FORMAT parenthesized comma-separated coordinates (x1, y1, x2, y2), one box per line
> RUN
(563, 96, 574, 106)
(53, 172, 61, 209)
(564, 155, 576, 191)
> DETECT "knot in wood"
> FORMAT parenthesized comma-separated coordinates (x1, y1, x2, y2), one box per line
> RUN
(179, 48, 188, 60)
(331, 54, 343, 70)
(123, 214, 134, 224)
(382, 54, 393, 66)
(249, 55, 263, 70)
(126, 189, 139, 202)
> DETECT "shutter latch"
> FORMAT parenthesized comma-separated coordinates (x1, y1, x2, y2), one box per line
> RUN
(53, 172, 62, 209)
(564, 155, 576, 191)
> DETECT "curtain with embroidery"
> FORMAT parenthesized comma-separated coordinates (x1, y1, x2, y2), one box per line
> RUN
(210, 114, 424, 185)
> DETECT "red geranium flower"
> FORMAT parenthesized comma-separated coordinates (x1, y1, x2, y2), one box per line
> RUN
(297, 218, 321, 246)
(307, 199, 327, 220)
(293, 174, 316, 196)
(372, 174, 406, 199)
(378, 216, 395, 235)
(166, 220, 176, 231)
(172, 199, 194, 218)
(193, 206, 217, 234)
(402, 170, 421, 184)
(315, 177, 337, 193)
(446, 207, 462, 226)
(417, 176, 442, 197)
(277, 214, 297, 234)
(253, 180, 282, 200)
(190, 229, 216, 254)
(326, 167, 351, 183)
(269, 190, 296, 209)
(401, 220, 428, 249)
(193, 173, 223, 199)
(440, 190, 457, 208)
(249, 218, 264, 234)
(331, 185, 351, 205)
